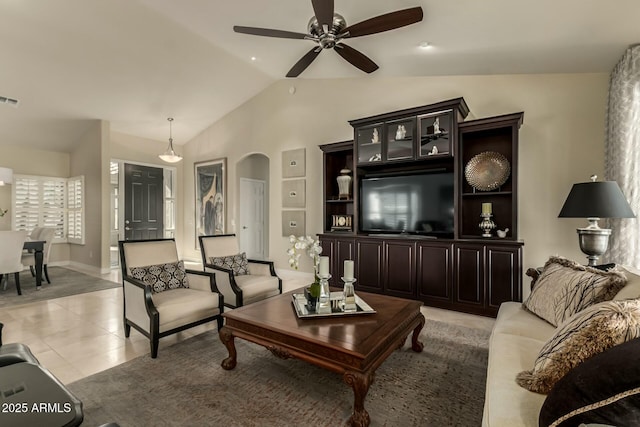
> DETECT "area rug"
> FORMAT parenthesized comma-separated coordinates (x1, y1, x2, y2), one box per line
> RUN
(68, 319, 490, 426)
(0, 267, 120, 308)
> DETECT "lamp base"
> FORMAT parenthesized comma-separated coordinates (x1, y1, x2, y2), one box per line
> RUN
(576, 225, 611, 266)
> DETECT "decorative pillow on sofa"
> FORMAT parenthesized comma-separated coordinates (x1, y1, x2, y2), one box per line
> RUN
(523, 256, 626, 326)
(516, 299, 640, 394)
(613, 265, 640, 301)
(209, 252, 250, 276)
(539, 337, 640, 427)
(130, 261, 190, 293)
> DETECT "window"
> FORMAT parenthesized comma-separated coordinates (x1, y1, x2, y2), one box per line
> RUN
(67, 176, 84, 244)
(12, 174, 85, 244)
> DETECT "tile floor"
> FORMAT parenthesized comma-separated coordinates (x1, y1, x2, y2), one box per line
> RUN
(0, 266, 495, 385)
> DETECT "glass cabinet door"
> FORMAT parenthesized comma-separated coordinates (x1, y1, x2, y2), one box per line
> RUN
(356, 124, 383, 164)
(385, 118, 415, 161)
(418, 110, 453, 157)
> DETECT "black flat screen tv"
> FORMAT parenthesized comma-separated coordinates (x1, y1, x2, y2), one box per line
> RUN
(359, 171, 454, 237)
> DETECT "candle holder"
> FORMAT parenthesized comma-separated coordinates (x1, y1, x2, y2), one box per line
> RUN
(479, 213, 496, 237)
(341, 277, 357, 312)
(317, 274, 332, 314)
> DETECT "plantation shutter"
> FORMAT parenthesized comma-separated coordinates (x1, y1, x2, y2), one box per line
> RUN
(42, 179, 66, 239)
(12, 174, 85, 244)
(67, 176, 84, 244)
(13, 177, 40, 234)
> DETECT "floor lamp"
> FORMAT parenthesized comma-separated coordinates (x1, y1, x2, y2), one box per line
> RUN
(558, 176, 635, 266)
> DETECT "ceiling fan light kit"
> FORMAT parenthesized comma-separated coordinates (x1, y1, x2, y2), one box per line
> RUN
(233, 2, 423, 77)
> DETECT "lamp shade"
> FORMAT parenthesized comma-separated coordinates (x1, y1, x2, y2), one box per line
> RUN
(558, 181, 635, 218)
(0, 167, 13, 185)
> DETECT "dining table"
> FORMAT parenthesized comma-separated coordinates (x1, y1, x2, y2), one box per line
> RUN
(23, 240, 45, 289)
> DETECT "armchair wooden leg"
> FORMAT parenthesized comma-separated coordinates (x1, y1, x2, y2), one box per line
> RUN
(14, 272, 21, 296)
(124, 322, 131, 338)
(150, 337, 159, 359)
(44, 265, 51, 284)
(29, 266, 35, 277)
(217, 317, 223, 330)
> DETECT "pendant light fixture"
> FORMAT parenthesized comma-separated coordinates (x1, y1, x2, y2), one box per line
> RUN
(159, 117, 182, 163)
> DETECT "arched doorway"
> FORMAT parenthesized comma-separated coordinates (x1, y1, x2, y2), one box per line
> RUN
(236, 153, 270, 259)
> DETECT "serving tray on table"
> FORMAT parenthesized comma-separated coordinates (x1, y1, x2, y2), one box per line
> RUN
(291, 291, 376, 319)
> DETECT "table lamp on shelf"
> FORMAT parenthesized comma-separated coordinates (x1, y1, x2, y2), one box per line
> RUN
(558, 175, 636, 266)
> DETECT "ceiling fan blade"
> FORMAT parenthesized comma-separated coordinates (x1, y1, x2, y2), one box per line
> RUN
(342, 7, 423, 38)
(311, 0, 335, 30)
(334, 43, 379, 74)
(233, 26, 309, 40)
(286, 47, 322, 78)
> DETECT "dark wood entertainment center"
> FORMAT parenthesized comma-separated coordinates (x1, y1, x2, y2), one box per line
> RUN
(319, 98, 524, 317)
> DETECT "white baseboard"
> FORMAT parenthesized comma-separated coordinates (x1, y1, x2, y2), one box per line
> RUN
(51, 261, 111, 275)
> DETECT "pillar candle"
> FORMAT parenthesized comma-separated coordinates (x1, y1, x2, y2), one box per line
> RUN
(344, 260, 354, 280)
(482, 202, 492, 215)
(319, 256, 330, 276)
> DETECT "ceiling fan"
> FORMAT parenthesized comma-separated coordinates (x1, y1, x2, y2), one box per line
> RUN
(233, 1, 424, 77)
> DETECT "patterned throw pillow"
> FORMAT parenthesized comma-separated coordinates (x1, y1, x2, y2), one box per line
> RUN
(209, 252, 250, 276)
(516, 299, 640, 394)
(523, 256, 627, 326)
(130, 261, 190, 293)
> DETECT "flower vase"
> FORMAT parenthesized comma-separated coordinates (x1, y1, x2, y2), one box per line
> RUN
(304, 286, 318, 312)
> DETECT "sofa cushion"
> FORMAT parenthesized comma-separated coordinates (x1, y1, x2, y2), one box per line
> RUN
(539, 337, 640, 427)
(482, 308, 554, 427)
(613, 264, 640, 300)
(492, 301, 557, 343)
(523, 256, 626, 326)
(209, 252, 250, 276)
(516, 299, 640, 394)
(130, 261, 189, 293)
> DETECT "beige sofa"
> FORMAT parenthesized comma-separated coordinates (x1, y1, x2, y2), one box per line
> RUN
(482, 264, 640, 427)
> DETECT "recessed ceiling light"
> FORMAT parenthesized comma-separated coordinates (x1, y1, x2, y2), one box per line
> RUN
(418, 42, 432, 50)
(251, 56, 257, 61)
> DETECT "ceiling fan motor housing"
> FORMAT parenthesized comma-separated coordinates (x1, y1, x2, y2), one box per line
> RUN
(308, 13, 347, 49)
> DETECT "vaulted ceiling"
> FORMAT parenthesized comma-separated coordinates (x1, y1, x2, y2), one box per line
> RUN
(1, 0, 638, 152)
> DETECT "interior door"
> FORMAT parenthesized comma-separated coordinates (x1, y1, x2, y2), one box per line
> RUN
(124, 163, 164, 240)
(239, 178, 265, 259)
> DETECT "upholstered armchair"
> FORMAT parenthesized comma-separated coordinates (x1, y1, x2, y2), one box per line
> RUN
(119, 238, 224, 358)
(199, 234, 282, 308)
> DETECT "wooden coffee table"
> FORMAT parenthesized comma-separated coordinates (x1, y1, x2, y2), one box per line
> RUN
(219, 289, 425, 427)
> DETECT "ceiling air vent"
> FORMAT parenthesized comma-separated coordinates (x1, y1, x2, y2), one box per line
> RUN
(0, 96, 19, 107)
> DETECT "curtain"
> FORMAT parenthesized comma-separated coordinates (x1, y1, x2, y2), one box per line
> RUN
(605, 45, 640, 267)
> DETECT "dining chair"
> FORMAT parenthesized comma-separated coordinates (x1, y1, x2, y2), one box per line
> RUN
(0, 231, 28, 295)
(22, 227, 55, 284)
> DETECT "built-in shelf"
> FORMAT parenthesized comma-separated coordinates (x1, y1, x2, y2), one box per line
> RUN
(462, 191, 512, 197)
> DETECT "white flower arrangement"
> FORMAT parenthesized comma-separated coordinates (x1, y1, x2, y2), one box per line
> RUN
(287, 235, 323, 274)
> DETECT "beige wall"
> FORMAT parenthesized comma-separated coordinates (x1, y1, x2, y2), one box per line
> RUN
(182, 73, 609, 295)
(0, 145, 71, 263)
(70, 121, 107, 270)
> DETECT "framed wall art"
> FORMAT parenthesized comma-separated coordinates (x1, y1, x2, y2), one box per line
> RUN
(282, 210, 305, 237)
(195, 158, 226, 248)
(282, 179, 305, 208)
(282, 148, 306, 178)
